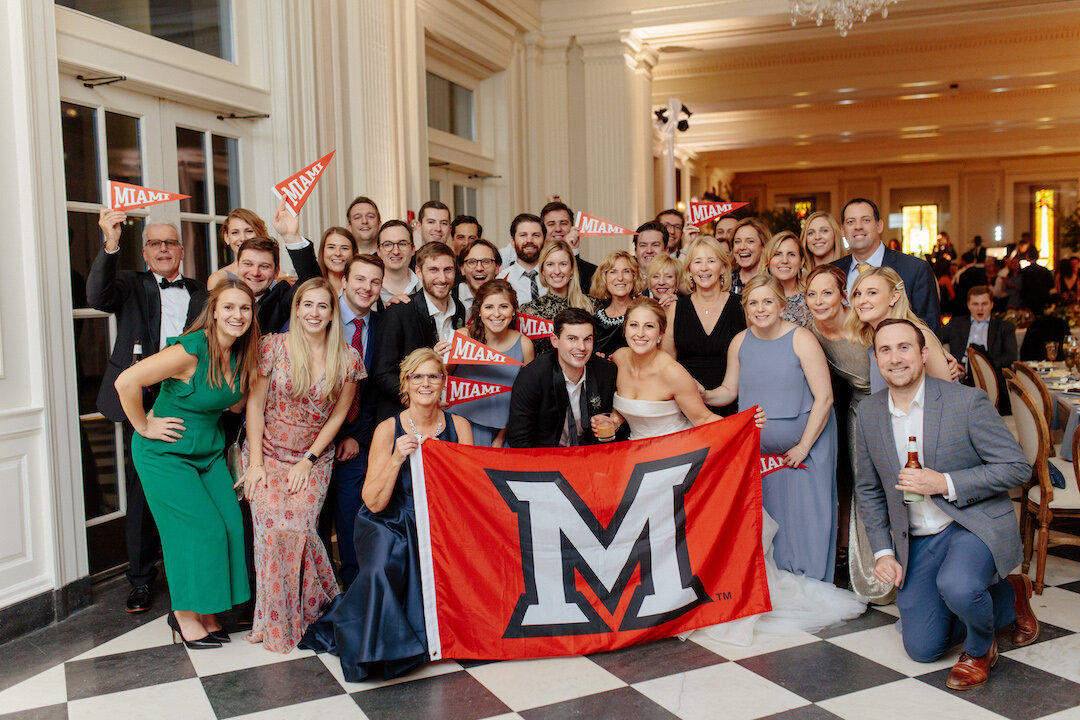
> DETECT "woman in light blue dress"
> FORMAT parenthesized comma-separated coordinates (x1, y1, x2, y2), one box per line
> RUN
(447, 279, 534, 446)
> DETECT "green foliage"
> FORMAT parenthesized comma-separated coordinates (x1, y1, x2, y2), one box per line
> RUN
(757, 206, 804, 236)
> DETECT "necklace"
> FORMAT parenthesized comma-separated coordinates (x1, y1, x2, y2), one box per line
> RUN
(406, 412, 444, 438)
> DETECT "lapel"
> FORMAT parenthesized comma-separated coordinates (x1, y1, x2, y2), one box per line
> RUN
(987, 318, 999, 352)
(875, 393, 901, 480)
(921, 377, 944, 469)
(551, 356, 571, 416)
(140, 271, 161, 353)
(954, 316, 971, 349)
(364, 311, 378, 369)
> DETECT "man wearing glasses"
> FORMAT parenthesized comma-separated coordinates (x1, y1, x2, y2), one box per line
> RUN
(456, 238, 500, 307)
(88, 210, 208, 614)
(376, 220, 420, 303)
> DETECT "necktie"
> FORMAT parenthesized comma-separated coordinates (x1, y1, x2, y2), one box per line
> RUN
(856, 263, 871, 275)
(346, 318, 364, 422)
(160, 277, 184, 289)
(525, 269, 539, 301)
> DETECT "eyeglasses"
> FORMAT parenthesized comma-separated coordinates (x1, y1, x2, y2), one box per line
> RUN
(379, 240, 413, 251)
(660, 223, 682, 231)
(407, 372, 444, 385)
(145, 239, 181, 249)
(463, 258, 497, 268)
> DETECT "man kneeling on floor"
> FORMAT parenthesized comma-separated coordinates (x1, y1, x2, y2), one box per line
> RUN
(854, 318, 1039, 690)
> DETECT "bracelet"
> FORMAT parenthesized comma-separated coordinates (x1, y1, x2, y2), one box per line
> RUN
(304, 451, 318, 463)
(248, 464, 263, 469)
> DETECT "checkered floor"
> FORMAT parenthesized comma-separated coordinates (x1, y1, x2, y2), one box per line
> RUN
(2, 546, 1079, 720)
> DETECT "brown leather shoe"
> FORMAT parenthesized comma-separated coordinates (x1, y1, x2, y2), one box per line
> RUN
(946, 637, 998, 690)
(1006, 574, 1040, 647)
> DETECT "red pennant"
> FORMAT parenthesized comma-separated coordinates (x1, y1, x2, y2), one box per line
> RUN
(575, 211, 635, 236)
(759, 454, 807, 477)
(443, 376, 512, 408)
(446, 333, 523, 366)
(687, 201, 749, 227)
(108, 181, 190, 212)
(517, 313, 554, 340)
(273, 150, 335, 216)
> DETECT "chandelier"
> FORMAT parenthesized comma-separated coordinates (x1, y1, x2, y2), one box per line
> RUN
(790, 0, 900, 36)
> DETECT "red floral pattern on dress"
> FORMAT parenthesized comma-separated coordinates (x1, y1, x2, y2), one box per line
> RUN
(243, 333, 365, 653)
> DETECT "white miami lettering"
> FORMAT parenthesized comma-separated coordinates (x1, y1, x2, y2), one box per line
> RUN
(114, 187, 169, 208)
(519, 315, 554, 338)
(447, 379, 502, 403)
(451, 336, 506, 364)
(580, 216, 625, 235)
(281, 162, 324, 204)
(759, 455, 785, 476)
(690, 203, 733, 225)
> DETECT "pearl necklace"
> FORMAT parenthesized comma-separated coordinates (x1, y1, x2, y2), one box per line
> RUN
(406, 412, 443, 438)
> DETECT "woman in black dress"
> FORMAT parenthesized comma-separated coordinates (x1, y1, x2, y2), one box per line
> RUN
(662, 235, 746, 416)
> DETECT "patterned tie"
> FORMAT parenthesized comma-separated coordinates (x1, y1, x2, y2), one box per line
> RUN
(525, 269, 539, 301)
(856, 263, 871, 274)
(346, 317, 364, 422)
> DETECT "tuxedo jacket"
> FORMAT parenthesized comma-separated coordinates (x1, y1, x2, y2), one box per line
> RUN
(833, 246, 941, 330)
(86, 249, 208, 423)
(371, 289, 467, 422)
(505, 352, 618, 448)
(854, 376, 1030, 585)
(577, 257, 597, 296)
(937, 316, 1017, 373)
(335, 310, 380, 447)
(254, 242, 323, 334)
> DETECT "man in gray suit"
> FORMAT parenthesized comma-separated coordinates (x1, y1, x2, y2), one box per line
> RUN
(855, 318, 1038, 691)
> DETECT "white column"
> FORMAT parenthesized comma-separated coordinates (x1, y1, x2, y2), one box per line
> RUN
(524, 33, 572, 208)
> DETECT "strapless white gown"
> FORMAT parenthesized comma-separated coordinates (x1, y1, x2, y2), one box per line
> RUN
(613, 394, 867, 646)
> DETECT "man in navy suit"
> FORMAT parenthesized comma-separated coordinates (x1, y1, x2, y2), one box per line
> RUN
(832, 198, 941, 330)
(855, 319, 1037, 690)
(320, 254, 384, 587)
(938, 286, 1017, 408)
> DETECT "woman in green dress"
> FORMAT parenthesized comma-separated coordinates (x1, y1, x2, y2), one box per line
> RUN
(115, 279, 261, 648)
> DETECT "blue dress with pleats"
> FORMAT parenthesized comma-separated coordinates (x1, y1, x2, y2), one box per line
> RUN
(300, 413, 459, 681)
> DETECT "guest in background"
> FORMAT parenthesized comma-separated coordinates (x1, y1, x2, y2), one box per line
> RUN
(663, 236, 745, 417)
(241, 278, 362, 653)
(498, 213, 547, 305)
(731, 217, 770, 295)
(656, 208, 687, 257)
(801, 211, 842, 268)
(116, 280, 259, 648)
(633, 221, 668, 280)
(541, 200, 596, 293)
(1057, 256, 1080, 305)
(761, 230, 814, 327)
(318, 227, 357, 297)
(449, 215, 481, 257)
(301, 349, 472, 681)
(456, 238, 500, 308)
(590, 250, 641, 357)
(415, 200, 451, 246)
(1021, 253, 1055, 315)
(208, 208, 267, 290)
(449, 279, 534, 446)
(645, 254, 682, 308)
(521, 239, 594, 355)
(345, 196, 380, 255)
(938, 286, 1017, 406)
(377, 220, 420, 303)
(715, 215, 740, 246)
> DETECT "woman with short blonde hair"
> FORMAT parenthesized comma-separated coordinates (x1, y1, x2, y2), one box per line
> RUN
(590, 251, 642, 356)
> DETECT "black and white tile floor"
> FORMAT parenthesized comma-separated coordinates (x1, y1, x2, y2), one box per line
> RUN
(2, 545, 1079, 720)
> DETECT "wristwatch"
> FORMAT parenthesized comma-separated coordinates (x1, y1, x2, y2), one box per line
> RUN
(304, 450, 318, 463)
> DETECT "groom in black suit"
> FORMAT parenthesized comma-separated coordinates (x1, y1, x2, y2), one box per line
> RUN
(88, 209, 207, 613)
(507, 308, 621, 447)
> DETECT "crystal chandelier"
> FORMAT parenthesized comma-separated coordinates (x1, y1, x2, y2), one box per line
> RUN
(790, 0, 900, 36)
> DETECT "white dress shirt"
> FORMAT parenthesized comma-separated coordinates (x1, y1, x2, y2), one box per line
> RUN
(876, 378, 958, 559)
(559, 368, 588, 447)
(379, 270, 420, 303)
(152, 271, 190, 349)
(424, 291, 455, 344)
(500, 243, 517, 271)
(845, 241, 887, 296)
(498, 262, 548, 306)
(967, 318, 990, 349)
(339, 291, 371, 352)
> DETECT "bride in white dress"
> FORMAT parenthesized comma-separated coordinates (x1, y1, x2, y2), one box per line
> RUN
(598, 297, 866, 645)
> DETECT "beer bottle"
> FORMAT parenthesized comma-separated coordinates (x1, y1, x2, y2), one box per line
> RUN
(903, 435, 925, 504)
(131, 342, 143, 366)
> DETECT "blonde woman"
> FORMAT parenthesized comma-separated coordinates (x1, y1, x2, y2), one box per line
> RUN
(590, 250, 643, 357)
(844, 266, 952, 393)
(241, 278, 364, 653)
(801, 211, 843, 267)
(521, 240, 594, 354)
(761, 231, 815, 327)
(645, 253, 682, 308)
(208, 208, 268, 290)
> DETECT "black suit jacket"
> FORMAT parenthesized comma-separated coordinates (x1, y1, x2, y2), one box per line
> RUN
(938, 316, 1017, 375)
(86, 249, 207, 423)
(1020, 262, 1054, 315)
(833, 246, 941, 330)
(371, 289, 467, 422)
(336, 310, 380, 447)
(577, 257, 597, 295)
(506, 352, 619, 448)
(255, 242, 323, 333)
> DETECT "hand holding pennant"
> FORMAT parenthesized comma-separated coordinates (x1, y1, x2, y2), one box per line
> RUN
(446, 333, 523, 366)
(517, 313, 554, 340)
(443, 376, 512, 408)
(109, 181, 190, 212)
(687, 201, 748, 227)
(274, 150, 335, 217)
(574, 211, 635, 236)
(759, 454, 808, 477)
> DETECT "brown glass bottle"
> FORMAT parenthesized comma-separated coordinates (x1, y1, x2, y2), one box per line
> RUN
(903, 436, 924, 504)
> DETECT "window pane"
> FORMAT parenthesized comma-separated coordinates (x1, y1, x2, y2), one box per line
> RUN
(451, 83, 474, 141)
(57, 0, 233, 61)
(425, 72, 474, 141)
(61, 102, 100, 204)
(176, 127, 207, 214)
(211, 134, 239, 216)
(215, 222, 231, 269)
(466, 187, 478, 217)
(181, 220, 211, 281)
(68, 211, 145, 308)
(80, 416, 121, 520)
(105, 111, 142, 187)
(430, 179, 440, 202)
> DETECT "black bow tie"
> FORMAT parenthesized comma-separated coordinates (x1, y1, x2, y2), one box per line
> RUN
(160, 277, 184, 289)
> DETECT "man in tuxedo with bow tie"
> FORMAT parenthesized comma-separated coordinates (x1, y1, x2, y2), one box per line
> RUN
(88, 210, 208, 613)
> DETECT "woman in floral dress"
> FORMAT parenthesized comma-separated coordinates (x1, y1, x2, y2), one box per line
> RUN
(241, 278, 364, 652)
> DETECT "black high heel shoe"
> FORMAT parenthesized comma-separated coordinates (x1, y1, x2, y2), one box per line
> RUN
(206, 629, 231, 643)
(167, 612, 222, 649)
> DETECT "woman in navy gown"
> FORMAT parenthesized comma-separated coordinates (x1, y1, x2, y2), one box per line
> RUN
(300, 348, 473, 681)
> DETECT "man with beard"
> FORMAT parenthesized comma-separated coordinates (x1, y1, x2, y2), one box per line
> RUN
(541, 199, 596, 293)
(346, 196, 380, 255)
(498, 213, 547, 305)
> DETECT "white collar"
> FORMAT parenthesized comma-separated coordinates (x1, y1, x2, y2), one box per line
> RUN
(888, 376, 926, 418)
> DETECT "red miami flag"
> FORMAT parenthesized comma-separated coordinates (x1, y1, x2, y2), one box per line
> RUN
(109, 181, 190, 212)
(575, 211, 635, 236)
(443, 376, 512, 408)
(517, 312, 554, 340)
(274, 150, 335, 216)
(687, 201, 749, 227)
(411, 409, 771, 660)
(446, 333, 523, 366)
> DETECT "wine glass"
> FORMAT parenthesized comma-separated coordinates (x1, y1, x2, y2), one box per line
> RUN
(1046, 341, 1060, 363)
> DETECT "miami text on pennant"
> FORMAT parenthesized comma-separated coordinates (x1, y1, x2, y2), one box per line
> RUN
(517, 313, 554, 340)
(687, 201, 749, 227)
(274, 150, 335, 216)
(575, 211, 634, 236)
(447, 333, 524, 366)
(109, 181, 190, 212)
(443, 376, 512, 408)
